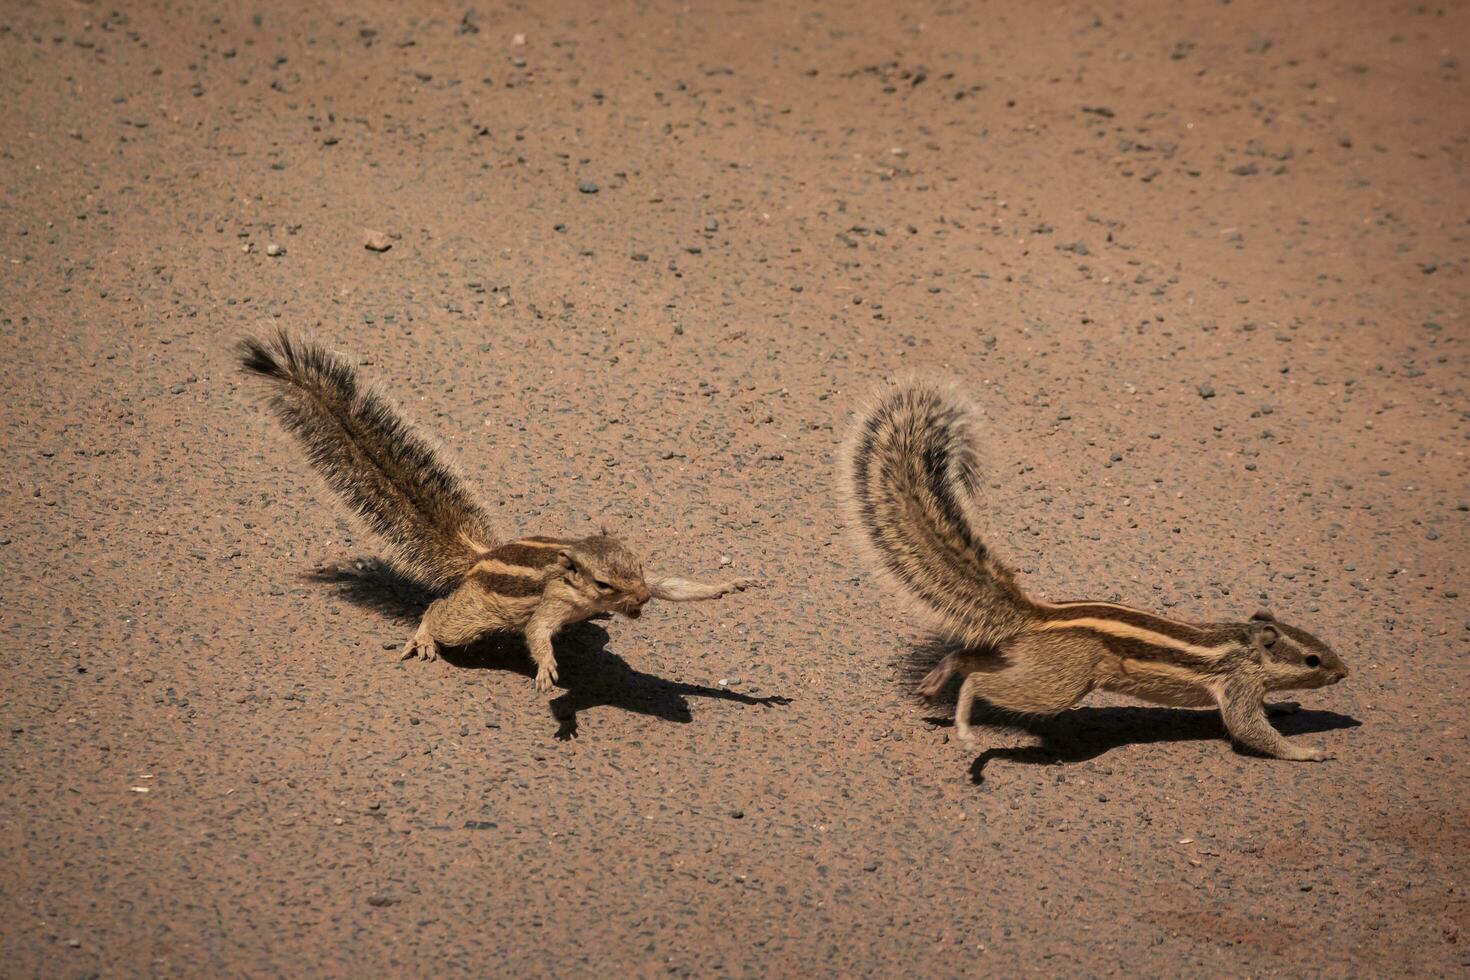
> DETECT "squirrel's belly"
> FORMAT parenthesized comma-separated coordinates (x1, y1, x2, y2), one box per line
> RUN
(1096, 656, 1217, 708)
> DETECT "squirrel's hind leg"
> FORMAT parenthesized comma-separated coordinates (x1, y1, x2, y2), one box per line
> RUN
(953, 633, 1097, 743)
(919, 650, 994, 702)
(401, 580, 506, 663)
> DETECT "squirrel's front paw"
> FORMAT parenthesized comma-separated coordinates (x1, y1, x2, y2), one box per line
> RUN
(729, 577, 760, 592)
(534, 664, 559, 694)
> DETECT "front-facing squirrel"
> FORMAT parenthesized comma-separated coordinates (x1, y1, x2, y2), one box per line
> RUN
(239, 329, 752, 696)
(842, 380, 1349, 762)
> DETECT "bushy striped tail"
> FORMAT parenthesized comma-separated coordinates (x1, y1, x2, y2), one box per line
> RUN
(842, 380, 1036, 649)
(239, 329, 498, 590)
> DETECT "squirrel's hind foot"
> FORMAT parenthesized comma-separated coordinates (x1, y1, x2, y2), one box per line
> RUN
(400, 624, 440, 662)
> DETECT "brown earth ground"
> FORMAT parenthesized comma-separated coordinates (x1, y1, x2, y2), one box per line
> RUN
(2, 0, 1468, 975)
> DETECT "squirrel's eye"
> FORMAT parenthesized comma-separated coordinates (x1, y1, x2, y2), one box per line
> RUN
(593, 579, 611, 591)
(1304, 654, 1321, 668)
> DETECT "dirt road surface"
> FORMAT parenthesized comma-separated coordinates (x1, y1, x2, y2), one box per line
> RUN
(2, 0, 1467, 974)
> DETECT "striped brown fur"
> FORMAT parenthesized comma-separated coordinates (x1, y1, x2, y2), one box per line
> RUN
(1032, 619, 1234, 671)
(468, 538, 577, 597)
(470, 571, 547, 598)
(1036, 600, 1220, 643)
(489, 541, 573, 570)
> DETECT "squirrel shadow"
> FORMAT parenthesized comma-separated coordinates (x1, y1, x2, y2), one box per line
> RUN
(903, 640, 1362, 785)
(307, 559, 792, 739)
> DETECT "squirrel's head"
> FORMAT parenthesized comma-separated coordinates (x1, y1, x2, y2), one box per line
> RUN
(557, 534, 651, 618)
(1247, 610, 1349, 691)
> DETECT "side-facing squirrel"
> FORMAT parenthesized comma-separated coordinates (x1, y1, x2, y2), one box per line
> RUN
(842, 380, 1349, 761)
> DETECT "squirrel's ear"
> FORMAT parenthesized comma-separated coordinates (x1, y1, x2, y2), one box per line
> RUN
(1249, 620, 1280, 660)
(1251, 609, 1275, 623)
(556, 551, 576, 572)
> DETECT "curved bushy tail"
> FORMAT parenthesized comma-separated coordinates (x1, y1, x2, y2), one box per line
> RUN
(842, 380, 1036, 650)
(239, 329, 498, 590)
